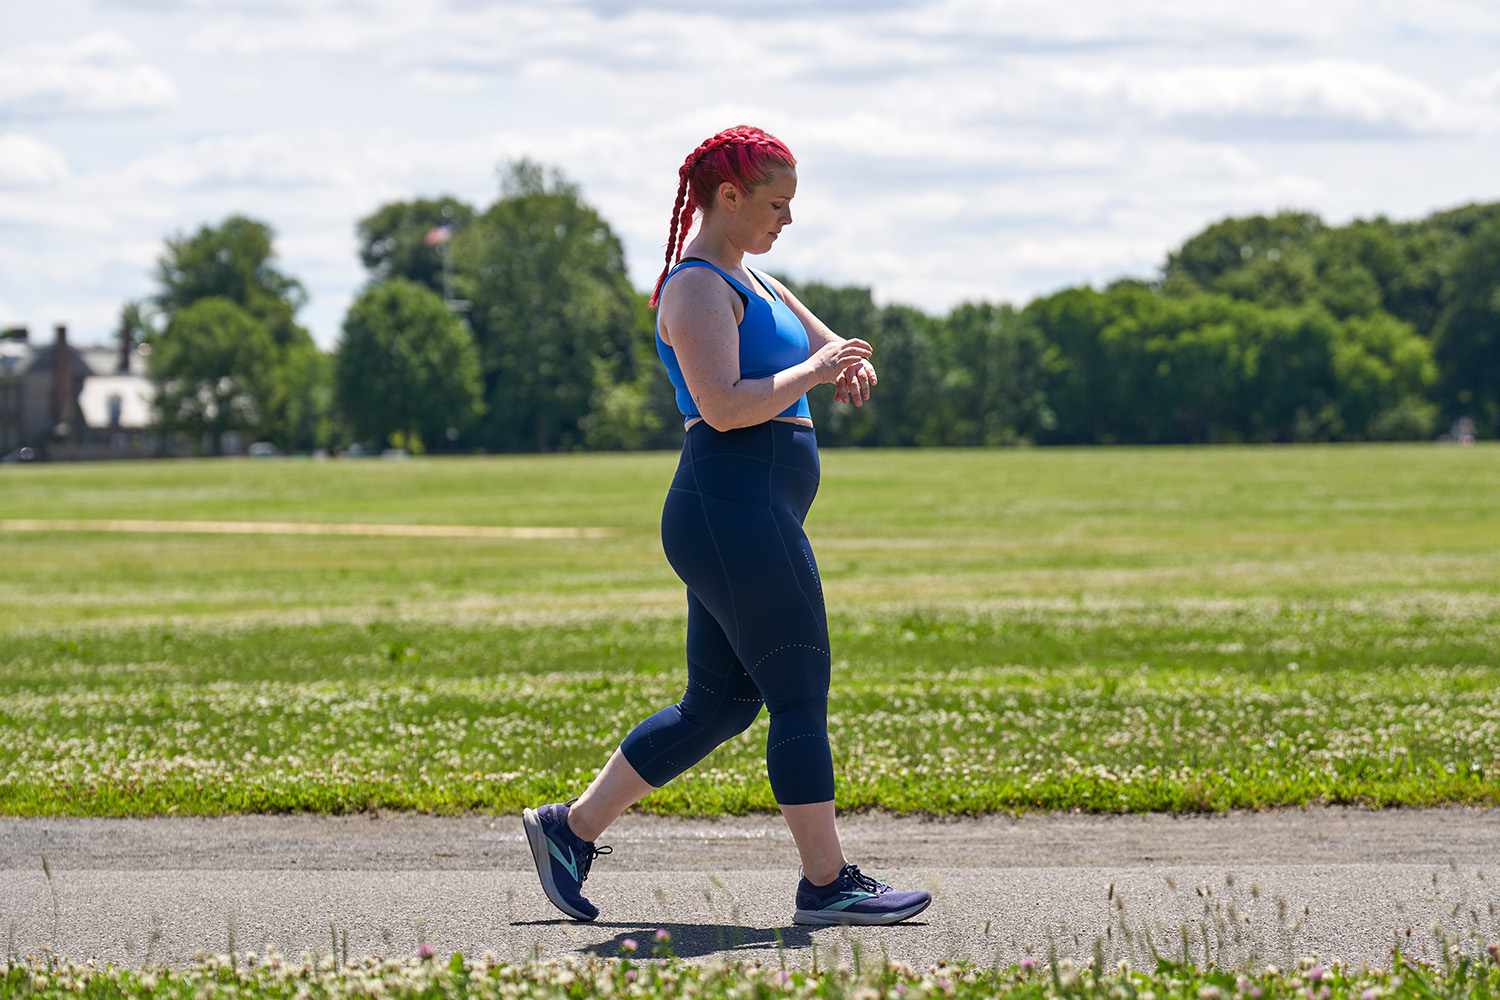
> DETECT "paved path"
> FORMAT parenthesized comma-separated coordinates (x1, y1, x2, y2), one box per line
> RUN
(3, 806, 1498, 972)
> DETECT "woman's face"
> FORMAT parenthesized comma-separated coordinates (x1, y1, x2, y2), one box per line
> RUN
(717, 163, 796, 255)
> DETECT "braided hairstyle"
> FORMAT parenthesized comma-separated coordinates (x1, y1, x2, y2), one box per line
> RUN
(648, 124, 796, 309)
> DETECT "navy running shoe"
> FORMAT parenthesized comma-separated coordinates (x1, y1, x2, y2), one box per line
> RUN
(521, 801, 613, 921)
(793, 862, 931, 926)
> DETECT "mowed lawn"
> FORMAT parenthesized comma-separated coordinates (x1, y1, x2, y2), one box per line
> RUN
(1, 443, 1497, 817)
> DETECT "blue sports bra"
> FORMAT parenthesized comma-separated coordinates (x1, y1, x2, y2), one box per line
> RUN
(654, 257, 812, 422)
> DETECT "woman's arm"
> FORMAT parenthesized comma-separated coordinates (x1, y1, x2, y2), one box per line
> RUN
(662, 268, 823, 431)
(759, 270, 876, 406)
(758, 271, 843, 351)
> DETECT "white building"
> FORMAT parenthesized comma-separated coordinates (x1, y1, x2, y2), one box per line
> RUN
(0, 323, 163, 460)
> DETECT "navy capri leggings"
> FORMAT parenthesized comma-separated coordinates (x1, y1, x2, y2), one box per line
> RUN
(620, 419, 833, 805)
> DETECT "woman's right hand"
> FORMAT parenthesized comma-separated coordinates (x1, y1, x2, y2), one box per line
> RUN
(806, 338, 873, 385)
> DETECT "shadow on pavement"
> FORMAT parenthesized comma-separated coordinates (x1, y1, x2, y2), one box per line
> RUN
(511, 919, 929, 960)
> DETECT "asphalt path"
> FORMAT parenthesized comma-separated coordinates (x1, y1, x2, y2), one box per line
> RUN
(2, 806, 1497, 972)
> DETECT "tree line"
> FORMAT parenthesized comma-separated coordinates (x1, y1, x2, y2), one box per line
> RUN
(127, 159, 1499, 454)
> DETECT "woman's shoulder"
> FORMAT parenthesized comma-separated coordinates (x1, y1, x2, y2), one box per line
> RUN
(663, 262, 734, 303)
(658, 265, 744, 342)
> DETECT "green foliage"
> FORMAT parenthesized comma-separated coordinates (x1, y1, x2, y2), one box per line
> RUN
(1164, 211, 1326, 291)
(262, 340, 339, 452)
(334, 279, 484, 452)
(1025, 282, 1439, 444)
(862, 303, 945, 447)
(455, 161, 643, 453)
(1158, 202, 1499, 437)
(1433, 217, 1500, 436)
(144, 297, 278, 455)
(149, 214, 334, 451)
(355, 196, 476, 297)
(936, 302, 1054, 445)
(142, 185, 1500, 451)
(152, 214, 310, 350)
(1332, 313, 1438, 440)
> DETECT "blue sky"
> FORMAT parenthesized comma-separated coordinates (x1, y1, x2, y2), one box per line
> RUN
(2, 0, 1498, 351)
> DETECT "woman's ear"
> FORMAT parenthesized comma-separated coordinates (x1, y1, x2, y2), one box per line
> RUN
(717, 180, 740, 213)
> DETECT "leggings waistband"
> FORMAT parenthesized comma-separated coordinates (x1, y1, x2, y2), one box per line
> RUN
(673, 420, 820, 517)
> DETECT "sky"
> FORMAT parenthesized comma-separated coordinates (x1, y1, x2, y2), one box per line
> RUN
(2, 0, 1498, 352)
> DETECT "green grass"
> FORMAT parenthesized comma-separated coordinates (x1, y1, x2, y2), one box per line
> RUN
(1, 443, 1497, 817)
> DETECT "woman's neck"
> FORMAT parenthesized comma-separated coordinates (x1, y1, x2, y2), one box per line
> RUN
(682, 232, 743, 271)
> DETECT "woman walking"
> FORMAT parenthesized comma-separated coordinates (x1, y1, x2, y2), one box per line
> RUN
(523, 125, 931, 928)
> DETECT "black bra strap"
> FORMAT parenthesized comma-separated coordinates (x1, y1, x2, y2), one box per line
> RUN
(671, 257, 750, 304)
(674, 257, 779, 303)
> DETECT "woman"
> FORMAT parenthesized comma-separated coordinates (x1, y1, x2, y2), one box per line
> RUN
(523, 125, 931, 928)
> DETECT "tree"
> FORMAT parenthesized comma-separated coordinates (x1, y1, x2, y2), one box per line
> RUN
(152, 215, 309, 349)
(862, 303, 944, 447)
(579, 291, 678, 451)
(1163, 211, 1325, 292)
(151, 215, 332, 450)
(145, 297, 277, 455)
(937, 302, 1054, 445)
(1331, 312, 1437, 440)
(334, 279, 484, 453)
(267, 341, 338, 453)
(356, 196, 477, 298)
(1433, 217, 1500, 435)
(1024, 286, 1133, 444)
(454, 160, 642, 452)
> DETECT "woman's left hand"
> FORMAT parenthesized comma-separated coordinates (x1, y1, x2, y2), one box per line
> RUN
(833, 358, 876, 406)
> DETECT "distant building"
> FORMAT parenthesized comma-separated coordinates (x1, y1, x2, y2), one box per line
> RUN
(0, 322, 179, 461)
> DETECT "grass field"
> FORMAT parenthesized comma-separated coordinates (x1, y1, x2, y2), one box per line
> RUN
(1, 443, 1497, 817)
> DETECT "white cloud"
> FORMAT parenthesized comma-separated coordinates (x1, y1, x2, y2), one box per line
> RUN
(0, 32, 177, 116)
(118, 133, 368, 191)
(2, 1, 1498, 344)
(1463, 69, 1500, 102)
(0, 134, 71, 187)
(1051, 60, 1472, 136)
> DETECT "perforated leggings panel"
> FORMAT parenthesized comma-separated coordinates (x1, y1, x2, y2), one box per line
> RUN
(619, 420, 834, 805)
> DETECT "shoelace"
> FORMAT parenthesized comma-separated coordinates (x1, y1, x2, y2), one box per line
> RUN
(577, 843, 612, 883)
(840, 863, 889, 895)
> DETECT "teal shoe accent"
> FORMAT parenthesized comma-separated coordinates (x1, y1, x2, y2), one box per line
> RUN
(547, 837, 579, 882)
(825, 890, 877, 911)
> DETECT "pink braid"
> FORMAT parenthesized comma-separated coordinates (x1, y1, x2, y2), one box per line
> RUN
(648, 125, 796, 309)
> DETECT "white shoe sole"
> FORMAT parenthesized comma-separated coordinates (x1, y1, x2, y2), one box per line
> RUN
(793, 896, 932, 926)
(521, 807, 596, 922)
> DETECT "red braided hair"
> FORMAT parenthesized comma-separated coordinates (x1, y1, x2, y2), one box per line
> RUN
(648, 124, 796, 309)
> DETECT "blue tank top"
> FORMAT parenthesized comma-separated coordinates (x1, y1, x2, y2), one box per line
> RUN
(654, 258, 812, 421)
